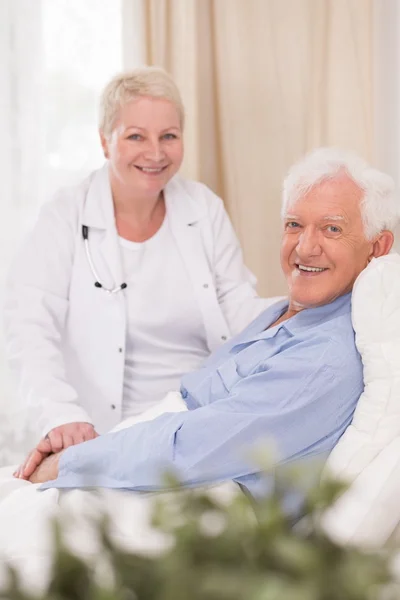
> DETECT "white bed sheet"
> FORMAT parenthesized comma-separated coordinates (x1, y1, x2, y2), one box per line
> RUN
(0, 392, 191, 593)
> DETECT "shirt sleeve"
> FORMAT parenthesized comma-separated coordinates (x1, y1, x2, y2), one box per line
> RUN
(42, 344, 358, 492)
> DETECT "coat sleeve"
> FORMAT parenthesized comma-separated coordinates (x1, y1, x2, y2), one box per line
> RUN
(205, 188, 282, 335)
(3, 192, 93, 439)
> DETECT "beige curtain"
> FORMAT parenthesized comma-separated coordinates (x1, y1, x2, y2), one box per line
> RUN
(124, 0, 373, 295)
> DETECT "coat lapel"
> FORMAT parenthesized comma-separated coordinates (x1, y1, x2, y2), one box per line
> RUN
(82, 163, 124, 289)
(164, 176, 209, 273)
(165, 177, 229, 351)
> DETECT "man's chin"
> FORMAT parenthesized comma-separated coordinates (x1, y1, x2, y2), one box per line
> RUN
(289, 294, 331, 310)
(289, 291, 348, 310)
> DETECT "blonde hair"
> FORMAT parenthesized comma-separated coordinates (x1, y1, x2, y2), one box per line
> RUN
(99, 66, 185, 138)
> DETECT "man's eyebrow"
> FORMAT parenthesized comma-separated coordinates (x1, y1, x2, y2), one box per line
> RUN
(284, 214, 348, 223)
(321, 215, 347, 222)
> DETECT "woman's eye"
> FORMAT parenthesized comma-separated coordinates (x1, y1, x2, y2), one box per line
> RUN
(127, 134, 142, 141)
(162, 133, 178, 140)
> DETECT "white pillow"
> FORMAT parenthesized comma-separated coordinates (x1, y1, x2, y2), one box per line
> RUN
(323, 436, 400, 547)
(326, 252, 400, 480)
(324, 252, 400, 546)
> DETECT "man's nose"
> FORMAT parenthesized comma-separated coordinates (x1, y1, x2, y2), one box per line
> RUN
(296, 228, 322, 257)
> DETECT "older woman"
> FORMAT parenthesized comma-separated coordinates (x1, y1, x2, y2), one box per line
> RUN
(4, 67, 271, 460)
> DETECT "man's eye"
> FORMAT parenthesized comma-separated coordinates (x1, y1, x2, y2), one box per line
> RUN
(326, 225, 341, 233)
(285, 221, 300, 229)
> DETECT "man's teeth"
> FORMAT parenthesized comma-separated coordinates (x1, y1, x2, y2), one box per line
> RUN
(298, 265, 326, 272)
(138, 167, 164, 173)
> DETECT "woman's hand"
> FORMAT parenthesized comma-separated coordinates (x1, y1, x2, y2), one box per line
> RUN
(14, 422, 98, 480)
(44, 422, 98, 453)
(28, 451, 63, 484)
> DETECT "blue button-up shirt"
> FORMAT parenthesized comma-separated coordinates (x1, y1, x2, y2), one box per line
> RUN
(42, 293, 363, 497)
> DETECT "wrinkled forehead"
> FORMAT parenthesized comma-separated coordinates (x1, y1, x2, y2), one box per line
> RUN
(285, 175, 364, 220)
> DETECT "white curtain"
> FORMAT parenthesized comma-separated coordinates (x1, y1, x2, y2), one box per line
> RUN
(0, 1, 45, 215)
(122, 0, 374, 296)
(373, 0, 400, 250)
(0, 0, 125, 465)
(0, 0, 45, 464)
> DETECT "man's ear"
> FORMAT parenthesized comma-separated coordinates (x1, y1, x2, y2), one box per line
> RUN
(370, 230, 394, 259)
(99, 130, 109, 159)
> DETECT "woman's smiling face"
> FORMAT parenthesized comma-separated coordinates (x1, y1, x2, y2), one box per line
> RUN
(101, 95, 184, 199)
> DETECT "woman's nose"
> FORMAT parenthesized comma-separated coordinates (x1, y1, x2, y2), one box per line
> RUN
(144, 140, 165, 162)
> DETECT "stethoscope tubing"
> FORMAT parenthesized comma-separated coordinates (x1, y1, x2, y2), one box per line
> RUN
(82, 225, 127, 294)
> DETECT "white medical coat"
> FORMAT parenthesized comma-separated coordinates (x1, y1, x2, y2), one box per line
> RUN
(4, 164, 273, 437)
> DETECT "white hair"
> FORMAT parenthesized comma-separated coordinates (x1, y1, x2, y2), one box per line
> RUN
(282, 147, 399, 239)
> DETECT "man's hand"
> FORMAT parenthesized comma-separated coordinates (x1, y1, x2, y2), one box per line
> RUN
(14, 422, 98, 480)
(29, 451, 62, 484)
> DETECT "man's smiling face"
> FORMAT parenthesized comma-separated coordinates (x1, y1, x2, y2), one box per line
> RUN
(280, 174, 376, 310)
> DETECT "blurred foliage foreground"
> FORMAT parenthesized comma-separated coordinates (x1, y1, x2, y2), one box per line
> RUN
(1, 470, 400, 600)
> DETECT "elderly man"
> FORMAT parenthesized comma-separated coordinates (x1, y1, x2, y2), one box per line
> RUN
(16, 147, 398, 495)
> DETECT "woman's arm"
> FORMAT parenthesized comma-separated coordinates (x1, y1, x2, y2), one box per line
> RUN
(4, 192, 94, 440)
(207, 191, 282, 334)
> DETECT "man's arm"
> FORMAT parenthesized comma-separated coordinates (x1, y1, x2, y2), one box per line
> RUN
(40, 348, 361, 492)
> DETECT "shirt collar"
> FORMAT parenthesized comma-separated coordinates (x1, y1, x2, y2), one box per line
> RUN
(82, 163, 113, 229)
(242, 292, 352, 345)
(82, 164, 208, 230)
(282, 293, 352, 335)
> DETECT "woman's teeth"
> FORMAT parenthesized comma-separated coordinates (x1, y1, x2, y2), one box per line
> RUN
(137, 166, 165, 173)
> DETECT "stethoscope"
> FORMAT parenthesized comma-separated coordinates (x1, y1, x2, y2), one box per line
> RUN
(82, 225, 128, 294)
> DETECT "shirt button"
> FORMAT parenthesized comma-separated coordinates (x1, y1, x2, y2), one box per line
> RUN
(181, 389, 188, 399)
(118, 347, 123, 353)
(203, 283, 209, 288)
(221, 335, 227, 341)
(111, 404, 116, 410)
